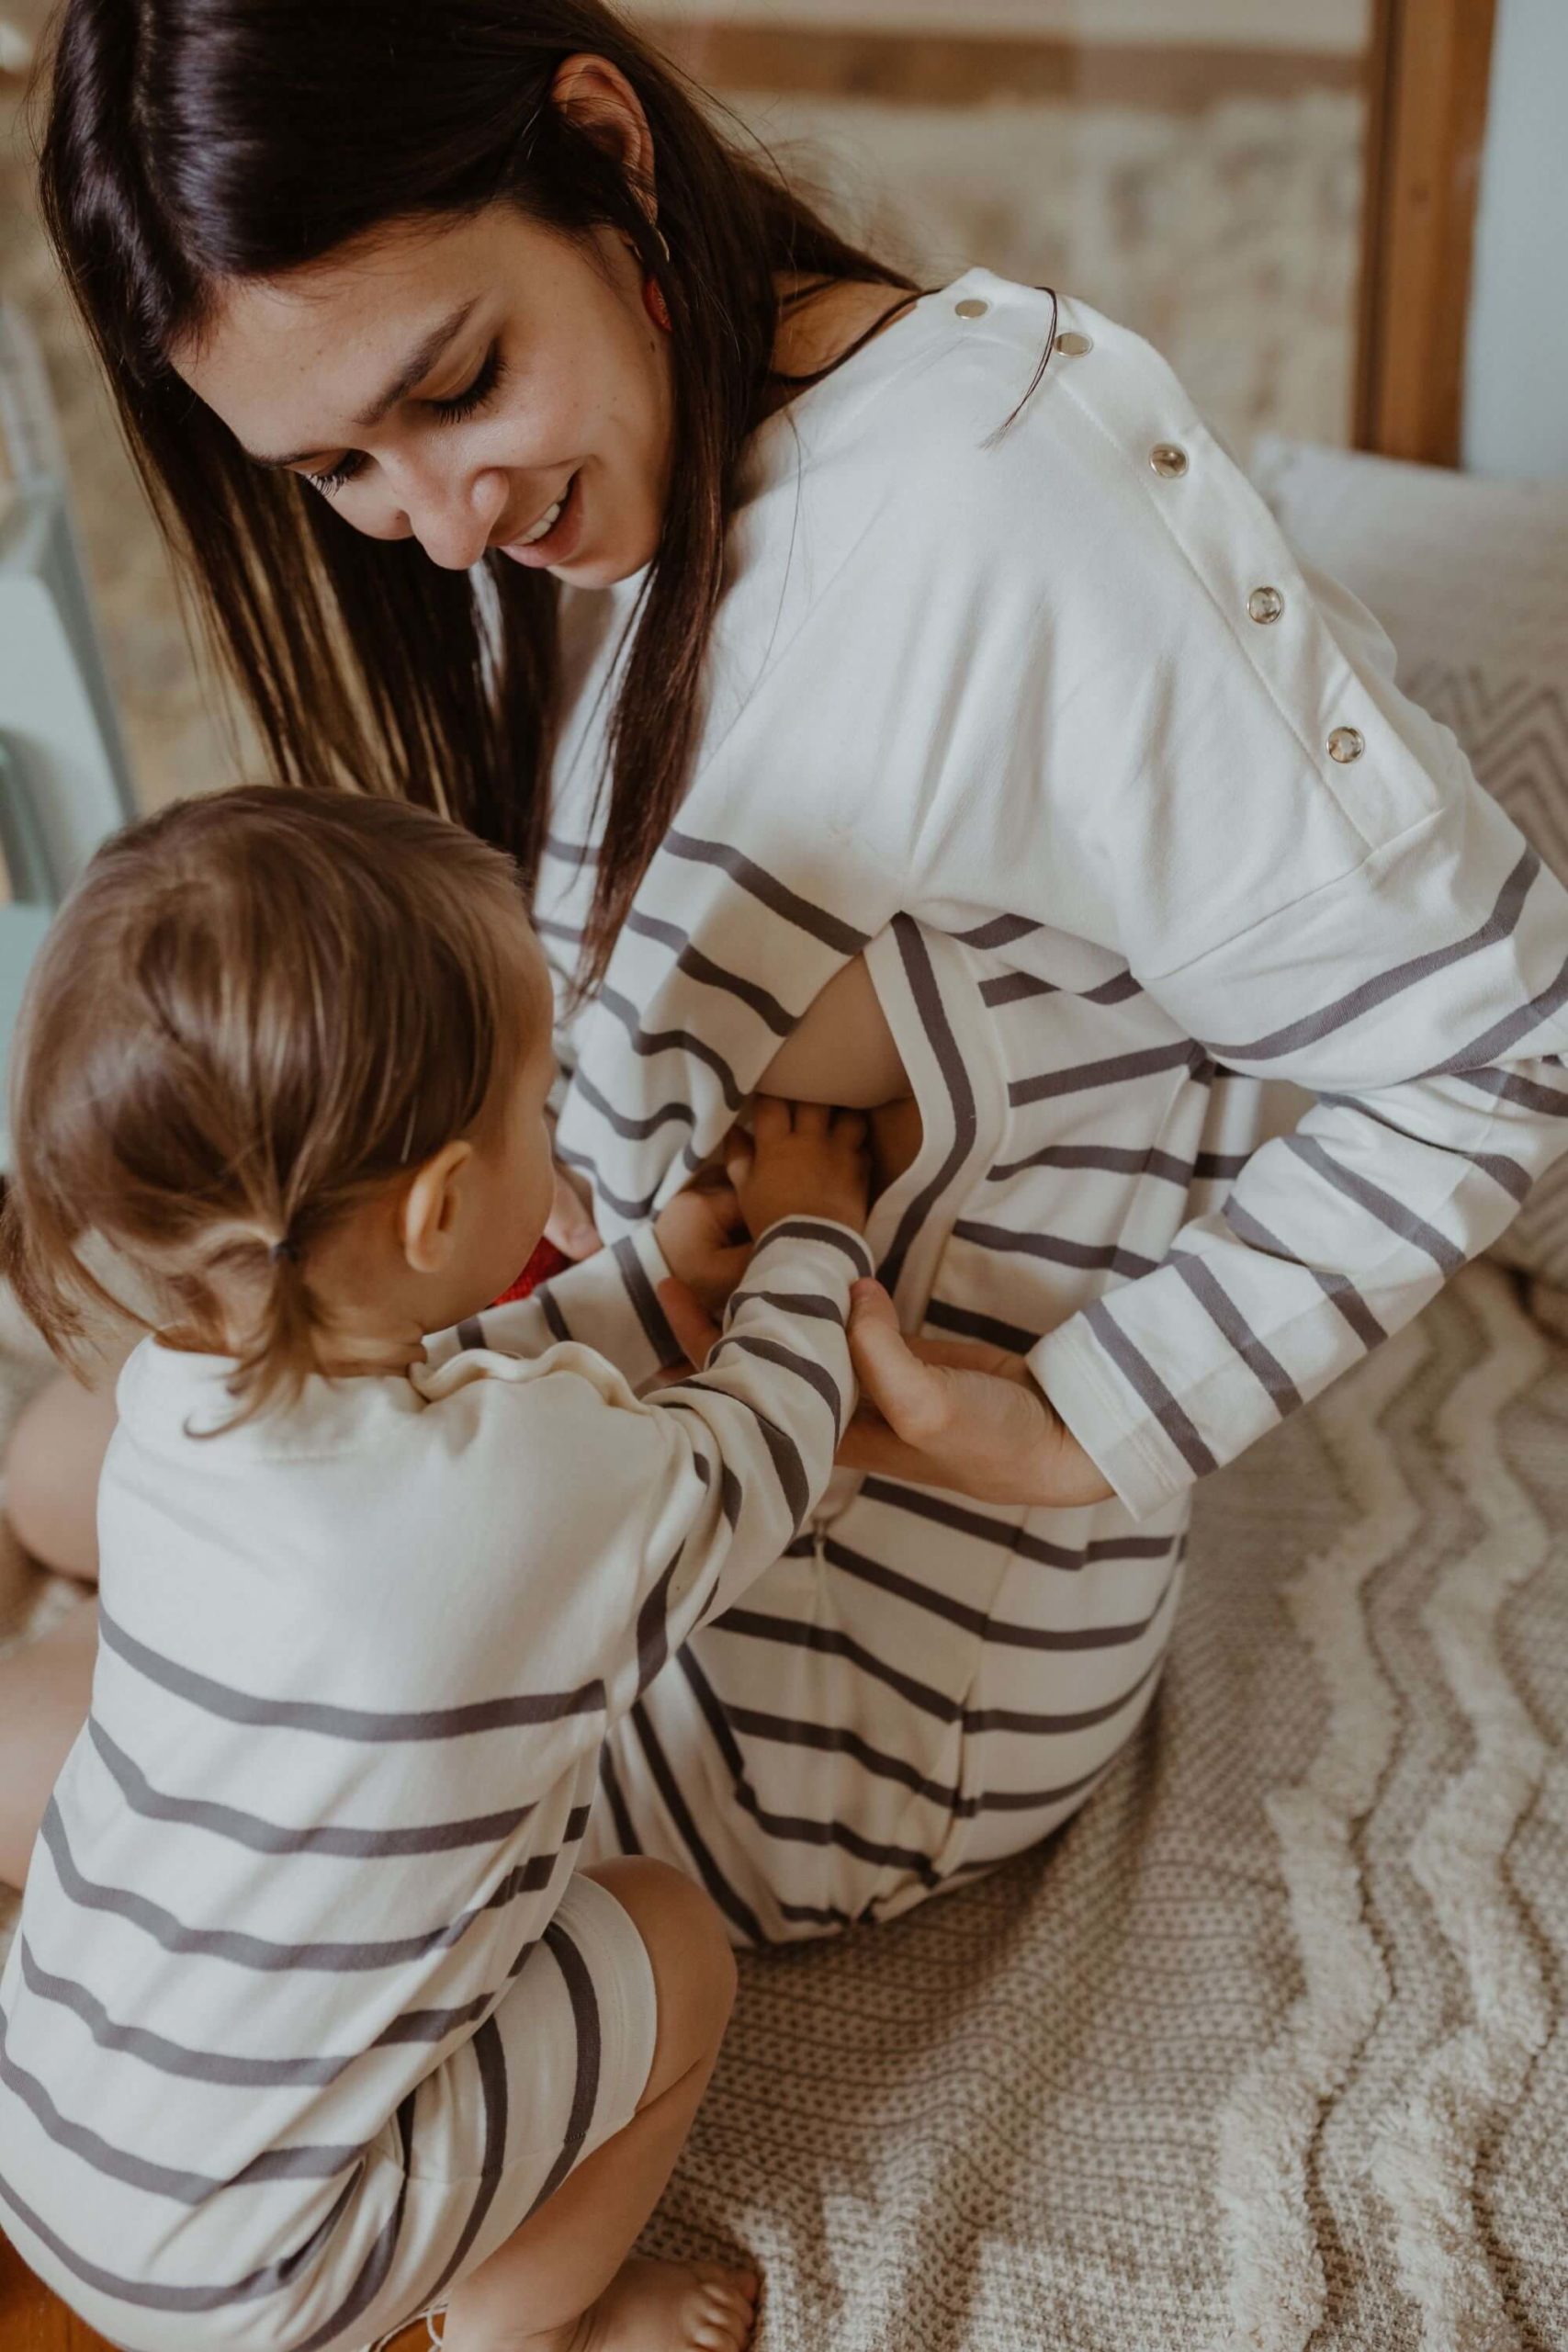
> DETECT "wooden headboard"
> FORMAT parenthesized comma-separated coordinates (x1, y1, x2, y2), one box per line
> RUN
(1354, 0, 1499, 465)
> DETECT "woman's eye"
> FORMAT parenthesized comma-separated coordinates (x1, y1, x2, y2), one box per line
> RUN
(306, 453, 366, 496)
(430, 344, 506, 424)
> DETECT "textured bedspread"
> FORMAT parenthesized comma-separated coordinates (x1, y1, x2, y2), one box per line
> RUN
(5, 1261, 1567, 2349)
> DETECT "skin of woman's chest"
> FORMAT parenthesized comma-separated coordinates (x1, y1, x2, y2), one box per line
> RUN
(758, 953, 922, 1193)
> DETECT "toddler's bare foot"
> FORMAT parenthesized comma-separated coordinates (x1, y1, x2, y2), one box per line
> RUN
(535, 2257, 757, 2352)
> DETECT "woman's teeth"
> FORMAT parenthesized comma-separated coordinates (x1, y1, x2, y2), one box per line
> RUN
(517, 496, 563, 546)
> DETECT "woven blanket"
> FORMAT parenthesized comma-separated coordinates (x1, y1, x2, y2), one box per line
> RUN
(5, 1261, 1567, 2350)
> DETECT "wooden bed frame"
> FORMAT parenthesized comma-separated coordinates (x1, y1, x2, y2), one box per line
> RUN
(0, 6, 1505, 2347)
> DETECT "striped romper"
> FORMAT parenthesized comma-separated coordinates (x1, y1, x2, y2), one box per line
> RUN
(530, 271, 1568, 1942)
(0, 1219, 872, 2348)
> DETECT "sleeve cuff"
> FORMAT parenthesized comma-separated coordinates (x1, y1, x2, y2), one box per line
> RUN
(749, 1218, 875, 1284)
(1029, 1312, 1197, 1522)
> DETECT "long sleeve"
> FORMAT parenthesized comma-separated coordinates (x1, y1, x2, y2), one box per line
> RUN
(415, 1216, 873, 1715)
(1017, 560, 1568, 1518)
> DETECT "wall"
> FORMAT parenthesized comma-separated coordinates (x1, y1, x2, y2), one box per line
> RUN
(1462, 0, 1568, 479)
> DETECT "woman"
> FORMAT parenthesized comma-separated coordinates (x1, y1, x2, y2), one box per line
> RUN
(1, 0, 1564, 2295)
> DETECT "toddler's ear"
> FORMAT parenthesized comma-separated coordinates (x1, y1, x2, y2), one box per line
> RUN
(399, 1139, 474, 1274)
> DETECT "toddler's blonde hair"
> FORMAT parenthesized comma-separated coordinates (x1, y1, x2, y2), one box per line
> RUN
(1, 786, 538, 1421)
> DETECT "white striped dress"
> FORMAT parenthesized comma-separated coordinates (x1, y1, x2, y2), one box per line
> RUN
(0, 1219, 871, 2348)
(528, 271, 1568, 1943)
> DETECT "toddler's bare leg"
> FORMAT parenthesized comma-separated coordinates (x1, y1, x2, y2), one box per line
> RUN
(0, 1596, 96, 1888)
(443, 1858, 756, 2352)
(6, 1373, 119, 1583)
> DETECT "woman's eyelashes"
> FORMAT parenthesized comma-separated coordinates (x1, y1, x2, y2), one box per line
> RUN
(305, 345, 508, 496)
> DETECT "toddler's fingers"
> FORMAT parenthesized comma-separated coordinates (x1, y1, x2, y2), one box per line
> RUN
(832, 1108, 867, 1148)
(723, 1132, 755, 1195)
(791, 1101, 829, 1137)
(752, 1096, 791, 1144)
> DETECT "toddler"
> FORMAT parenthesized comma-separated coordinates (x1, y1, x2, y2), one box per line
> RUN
(0, 786, 874, 2352)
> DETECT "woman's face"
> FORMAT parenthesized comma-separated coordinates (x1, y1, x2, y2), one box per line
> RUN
(175, 200, 674, 587)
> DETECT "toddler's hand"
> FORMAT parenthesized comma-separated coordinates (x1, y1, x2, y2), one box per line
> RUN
(728, 1098, 870, 1238)
(655, 1176, 753, 1314)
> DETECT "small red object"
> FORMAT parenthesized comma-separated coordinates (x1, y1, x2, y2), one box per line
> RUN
(492, 1237, 570, 1306)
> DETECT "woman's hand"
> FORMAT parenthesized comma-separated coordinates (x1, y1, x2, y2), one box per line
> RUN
(545, 1163, 602, 1261)
(840, 1282, 1115, 1508)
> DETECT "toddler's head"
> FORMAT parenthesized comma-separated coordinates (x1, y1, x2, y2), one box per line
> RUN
(2, 787, 558, 1419)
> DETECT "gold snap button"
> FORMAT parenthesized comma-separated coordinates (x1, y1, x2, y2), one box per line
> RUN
(954, 297, 989, 320)
(1327, 727, 1365, 764)
(1150, 443, 1189, 479)
(1247, 585, 1285, 625)
(1056, 331, 1093, 356)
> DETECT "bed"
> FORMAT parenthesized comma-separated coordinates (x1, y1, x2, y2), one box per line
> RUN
(5, 3, 1566, 2346)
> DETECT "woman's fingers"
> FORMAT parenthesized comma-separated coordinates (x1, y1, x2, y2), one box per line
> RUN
(657, 1276, 722, 1371)
(546, 1165, 603, 1261)
(847, 1280, 953, 1445)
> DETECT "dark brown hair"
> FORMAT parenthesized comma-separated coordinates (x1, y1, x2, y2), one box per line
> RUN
(0, 786, 535, 1421)
(34, 0, 910, 983)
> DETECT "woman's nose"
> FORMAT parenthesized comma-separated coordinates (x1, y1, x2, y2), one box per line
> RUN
(400, 461, 510, 571)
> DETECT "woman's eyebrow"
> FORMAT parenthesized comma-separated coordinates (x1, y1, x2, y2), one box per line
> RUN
(245, 298, 480, 468)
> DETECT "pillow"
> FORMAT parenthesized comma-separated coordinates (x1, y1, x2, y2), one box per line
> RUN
(1250, 435, 1568, 1293)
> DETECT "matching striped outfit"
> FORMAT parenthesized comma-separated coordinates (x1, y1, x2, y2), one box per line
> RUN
(0, 1220, 872, 2347)
(533, 272, 1568, 1939)
(3, 269, 1566, 2346)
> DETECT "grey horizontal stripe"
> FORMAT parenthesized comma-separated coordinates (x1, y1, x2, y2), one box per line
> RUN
(39, 1800, 569, 1974)
(723, 1288, 841, 1325)
(1204, 846, 1541, 1060)
(424, 2014, 510, 2303)
(539, 1285, 570, 1344)
(86, 1716, 535, 1858)
(288, 2095, 413, 2352)
(662, 828, 871, 956)
(572, 1064, 696, 1142)
(924, 1295, 1041, 1352)
(596, 982, 745, 1112)
(613, 1232, 678, 1362)
(961, 1641, 1169, 1736)
(17, 1934, 491, 2091)
(634, 1544, 682, 1699)
(1421, 944, 1568, 1077)
(626, 908, 797, 1036)
(533, 914, 582, 946)
(988, 1141, 1206, 1187)
(553, 1142, 658, 1224)
(823, 1533, 1179, 1651)
(0, 2159, 359, 2316)
(718, 1696, 1115, 1819)
(676, 1650, 943, 1891)
(761, 1217, 874, 1278)
(1221, 1196, 1387, 1351)
(952, 1217, 1161, 1281)
(455, 1315, 485, 1351)
(1285, 1132, 1465, 1275)
(543, 832, 599, 867)
(660, 1370, 812, 1535)
(708, 1331, 844, 1431)
(0, 2007, 358, 2205)
(716, 1607, 960, 1724)
(1084, 1299, 1220, 1478)
(1086, 968, 1144, 1005)
(1454, 1064, 1568, 1116)
(981, 971, 1057, 1007)
(1010, 1038, 1209, 1106)
(952, 911, 1042, 950)
(1315, 1091, 1534, 1204)
(856, 1475, 1178, 1569)
(1166, 1249, 1304, 1417)
(99, 1603, 604, 1742)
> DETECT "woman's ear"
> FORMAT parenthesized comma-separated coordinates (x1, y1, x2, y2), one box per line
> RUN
(550, 53, 657, 212)
(400, 1139, 475, 1276)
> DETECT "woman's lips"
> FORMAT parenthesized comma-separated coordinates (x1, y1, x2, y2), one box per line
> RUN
(498, 472, 583, 570)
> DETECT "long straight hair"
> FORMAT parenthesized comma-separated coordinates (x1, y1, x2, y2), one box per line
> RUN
(36, 0, 911, 981)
